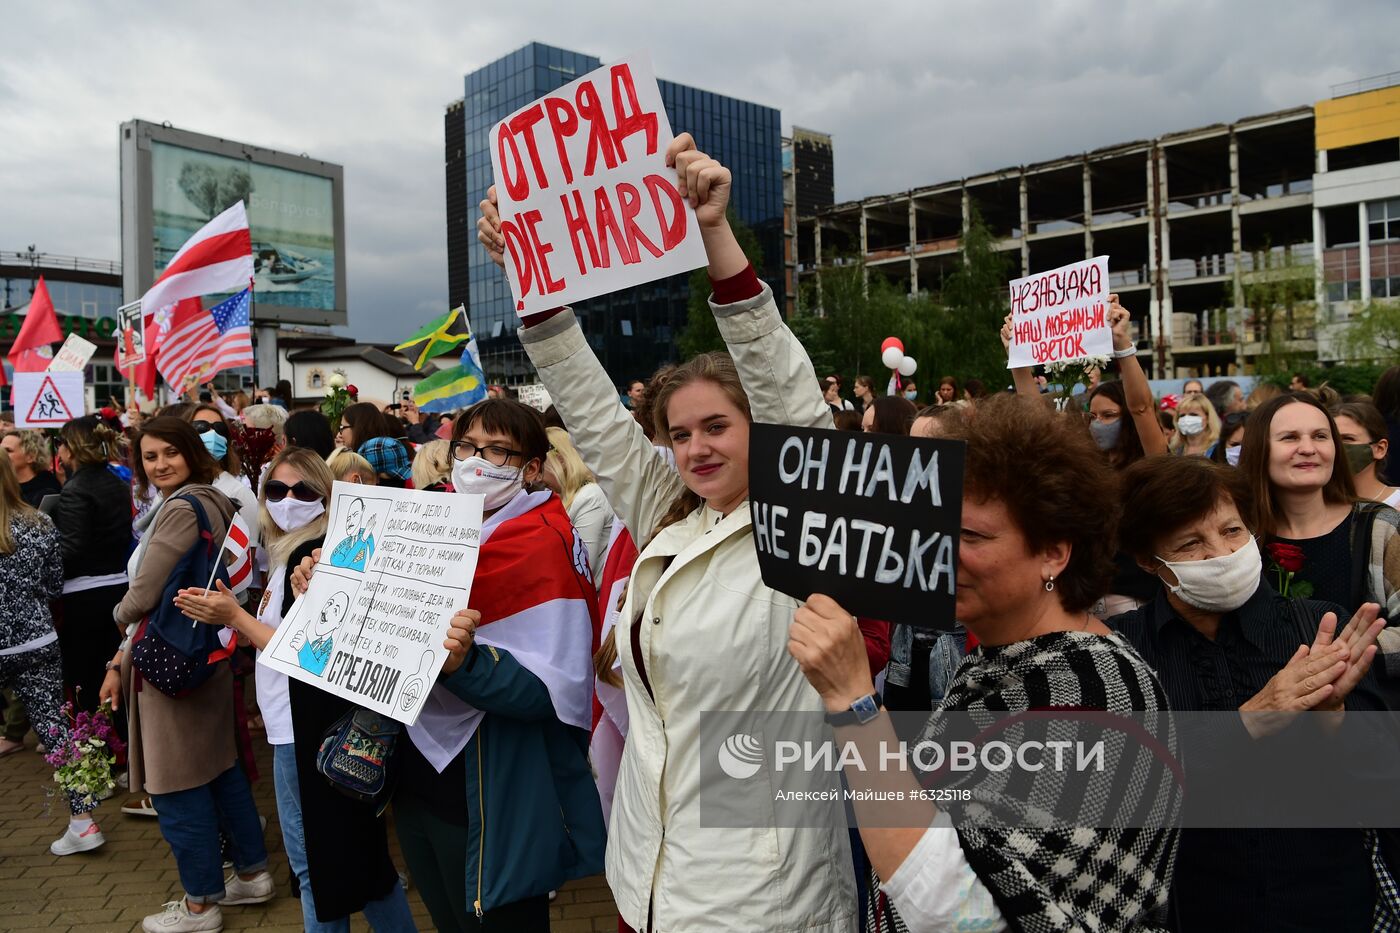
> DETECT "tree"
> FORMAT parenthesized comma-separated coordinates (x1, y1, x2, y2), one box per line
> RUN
(178, 162, 253, 220)
(783, 209, 1012, 394)
(676, 211, 765, 359)
(928, 207, 1013, 389)
(1340, 300, 1400, 362)
(1237, 245, 1317, 376)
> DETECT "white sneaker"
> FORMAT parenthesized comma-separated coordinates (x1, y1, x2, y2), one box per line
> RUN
(50, 823, 105, 856)
(142, 900, 222, 932)
(221, 870, 274, 905)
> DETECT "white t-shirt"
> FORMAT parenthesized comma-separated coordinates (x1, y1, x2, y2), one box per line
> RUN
(1385, 488, 1400, 510)
(254, 567, 293, 745)
(215, 472, 260, 549)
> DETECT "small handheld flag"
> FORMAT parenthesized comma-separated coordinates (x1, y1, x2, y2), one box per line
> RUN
(195, 514, 254, 627)
(396, 306, 471, 370)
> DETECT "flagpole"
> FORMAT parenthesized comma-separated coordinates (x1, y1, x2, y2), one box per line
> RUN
(194, 525, 236, 627)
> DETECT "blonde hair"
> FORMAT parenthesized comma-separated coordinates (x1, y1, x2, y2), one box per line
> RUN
(0, 455, 42, 555)
(544, 427, 596, 510)
(261, 447, 335, 568)
(1246, 382, 1282, 410)
(1169, 395, 1222, 454)
(4, 430, 52, 470)
(326, 447, 377, 485)
(411, 440, 452, 490)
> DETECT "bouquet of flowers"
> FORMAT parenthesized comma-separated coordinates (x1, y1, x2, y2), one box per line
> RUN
(1265, 542, 1312, 598)
(1044, 355, 1110, 410)
(44, 701, 125, 812)
(229, 420, 280, 489)
(319, 371, 358, 427)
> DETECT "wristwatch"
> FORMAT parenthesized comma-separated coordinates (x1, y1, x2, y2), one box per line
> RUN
(105, 652, 123, 672)
(825, 692, 883, 727)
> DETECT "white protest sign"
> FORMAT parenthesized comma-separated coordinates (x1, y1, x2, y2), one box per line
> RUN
(13, 371, 84, 427)
(116, 300, 145, 369)
(1006, 256, 1112, 369)
(258, 481, 483, 725)
(489, 52, 708, 317)
(47, 334, 97, 373)
(516, 383, 552, 412)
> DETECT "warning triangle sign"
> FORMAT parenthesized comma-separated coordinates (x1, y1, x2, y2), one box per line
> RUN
(25, 375, 76, 424)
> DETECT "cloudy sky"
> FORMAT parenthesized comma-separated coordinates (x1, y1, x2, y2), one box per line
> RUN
(1, 1, 1395, 343)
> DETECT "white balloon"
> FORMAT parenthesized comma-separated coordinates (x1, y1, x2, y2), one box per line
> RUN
(898, 356, 918, 377)
(881, 347, 905, 370)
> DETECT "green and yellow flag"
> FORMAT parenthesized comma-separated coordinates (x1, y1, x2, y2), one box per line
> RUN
(395, 305, 471, 370)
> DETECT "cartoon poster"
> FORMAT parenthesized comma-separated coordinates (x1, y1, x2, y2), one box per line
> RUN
(258, 480, 483, 725)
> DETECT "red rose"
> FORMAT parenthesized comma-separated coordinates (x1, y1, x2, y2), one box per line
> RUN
(1266, 542, 1305, 573)
(346, 384, 359, 398)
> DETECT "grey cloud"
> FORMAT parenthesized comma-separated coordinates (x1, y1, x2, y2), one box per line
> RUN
(1, 1, 1394, 343)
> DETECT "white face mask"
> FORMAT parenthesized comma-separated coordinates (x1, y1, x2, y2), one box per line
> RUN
(267, 497, 325, 532)
(1177, 414, 1205, 436)
(1156, 536, 1262, 612)
(1225, 446, 1242, 467)
(452, 456, 524, 511)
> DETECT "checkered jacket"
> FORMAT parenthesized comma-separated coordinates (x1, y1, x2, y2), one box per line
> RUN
(873, 630, 1182, 933)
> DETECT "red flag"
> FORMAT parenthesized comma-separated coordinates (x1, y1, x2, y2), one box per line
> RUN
(10, 276, 63, 372)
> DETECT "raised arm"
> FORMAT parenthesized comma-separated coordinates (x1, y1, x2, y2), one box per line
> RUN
(1000, 313, 1039, 398)
(670, 135, 830, 429)
(1110, 294, 1167, 457)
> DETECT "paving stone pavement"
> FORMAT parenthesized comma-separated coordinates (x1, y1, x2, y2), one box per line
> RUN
(0, 735, 619, 932)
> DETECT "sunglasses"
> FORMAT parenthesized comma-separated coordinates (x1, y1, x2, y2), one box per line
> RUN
(193, 420, 230, 439)
(263, 480, 321, 503)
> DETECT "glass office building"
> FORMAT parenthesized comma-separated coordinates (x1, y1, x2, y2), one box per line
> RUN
(454, 42, 783, 384)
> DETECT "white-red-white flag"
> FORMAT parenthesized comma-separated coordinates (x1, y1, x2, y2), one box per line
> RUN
(202, 513, 253, 599)
(141, 201, 254, 328)
(223, 514, 253, 595)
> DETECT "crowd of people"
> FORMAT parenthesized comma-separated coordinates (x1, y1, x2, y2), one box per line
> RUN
(2, 133, 1400, 933)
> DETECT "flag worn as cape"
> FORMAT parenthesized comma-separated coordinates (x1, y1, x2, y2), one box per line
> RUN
(406, 489, 598, 770)
(589, 520, 639, 827)
(395, 305, 471, 370)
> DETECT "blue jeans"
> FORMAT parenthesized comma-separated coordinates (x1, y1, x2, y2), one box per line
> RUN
(151, 763, 268, 904)
(272, 743, 415, 932)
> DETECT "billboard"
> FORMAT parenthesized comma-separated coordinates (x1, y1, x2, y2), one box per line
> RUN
(120, 120, 347, 327)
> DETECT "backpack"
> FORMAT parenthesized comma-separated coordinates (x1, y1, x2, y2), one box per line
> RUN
(316, 707, 400, 809)
(130, 492, 235, 697)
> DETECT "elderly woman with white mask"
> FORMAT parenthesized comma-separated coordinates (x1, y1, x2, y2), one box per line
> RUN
(1109, 454, 1388, 932)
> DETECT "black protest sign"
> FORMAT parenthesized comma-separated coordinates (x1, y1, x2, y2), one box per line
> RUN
(748, 423, 964, 630)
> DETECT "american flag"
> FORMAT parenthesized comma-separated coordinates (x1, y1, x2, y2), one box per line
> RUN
(155, 288, 255, 390)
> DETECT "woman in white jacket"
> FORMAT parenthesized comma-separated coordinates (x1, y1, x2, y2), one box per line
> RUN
(478, 135, 856, 932)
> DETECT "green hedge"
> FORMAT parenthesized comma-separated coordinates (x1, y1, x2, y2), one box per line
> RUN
(1260, 363, 1391, 398)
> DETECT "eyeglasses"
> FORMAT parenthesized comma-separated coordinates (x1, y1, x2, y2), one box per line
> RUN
(263, 480, 322, 503)
(336, 424, 349, 434)
(450, 441, 523, 466)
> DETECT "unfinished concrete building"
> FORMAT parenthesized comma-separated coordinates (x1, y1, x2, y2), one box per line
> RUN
(796, 78, 1400, 378)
